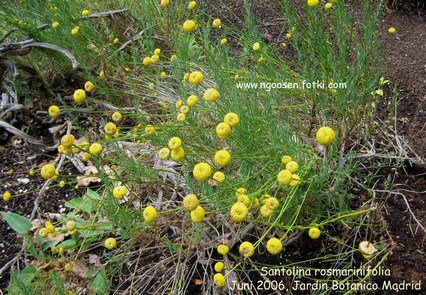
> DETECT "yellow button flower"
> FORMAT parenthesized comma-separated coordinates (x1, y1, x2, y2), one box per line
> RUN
(212, 18, 222, 29)
(316, 126, 336, 146)
(151, 54, 159, 64)
(142, 56, 151, 67)
(113, 185, 127, 200)
(112, 111, 122, 122)
(89, 142, 103, 155)
(290, 174, 301, 187)
(183, 194, 199, 211)
(104, 237, 117, 250)
(235, 187, 247, 197)
(224, 112, 240, 127)
(237, 194, 250, 206)
(188, 71, 204, 85)
(307, 0, 319, 7)
(214, 150, 231, 167)
(260, 205, 273, 218)
(154, 48, 161, 55)
(388, 27, 396, 34)
(213, 171, 225, 184)
(73, 89, 86, 104)
(220, 38, 227, 45)
(252, 42, 260, 51)
(171, 147, 185, 161)
(193, 162, 212, 180)
(217, 244, 229, 255)
(177, 113, 186, 122)
(143, 206, 157, 222)
(325, 3, 333, 9)
(160, 0, 170, 8)
(266, 237, 283, 255)
(104, 122, 118, 136)
(71, 27, 79, 36)
(265, 197, 279, 210)
(188, 1, 196, 10)
(187, 95, 198, 107)
(41, 163, 56, 179)
(158, 147, 170, 159)
(214, 273, 226, 288)
(48, 105, 60, 118)
(281, 155, 292, 165)
(84, 81, 95, 93)
(216, 122, 231, 139)
(168, 137, 182, 150)
(61, 134, 75, 148)
(277, 169, 292, 185)
(203, 88, 219, 102)
(3, 191, 11, 202)
(145, 125, 156, 135)
(190, 206, 205, 222)
(52, 21, 59, 28)
(230, 201, 248, 222)
(183, 20, 196, 33)
(81, 9, 89, 16)
(239, 241, 255, 258)
(308, 227, 321, 239)
(113, 37, 119, 44)
(214, 261, 224, 272)
(358, 241, 377, 259)
(286, 160, 299, 173)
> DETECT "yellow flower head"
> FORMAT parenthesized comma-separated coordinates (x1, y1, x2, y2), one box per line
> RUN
(41, 164, 56, 179)
(189, 71, 204, 85)
(73, 89, 86, 104)
(113, 185, 127, 199)
(171, 147, 185, 161)
(290, 174, 301, 187)
(176, 100, 184, 109)
(214, 273, 226, 288)
(281, 155, 292, 165)
(265, 197, 279, 211)
(220, 38, 227, 45)
(260, 205, 273, 218)
(170, 54, 177, 62)
(252, 42, 260, 51)
(388, 27, 396, 34)
(193, 162, 212, 180)
(235, 187, 247, 197)
(104, 122, 118, 136)
(158, 147, 170, 159)
(183, 194, 199, 211)
(266, 237, 283, 255)
(177, 113, 186, 122)
(154, 48, 161, 55)
(307, 0, 319, 7)
(217, 244, 229, 255)
(113, 37, 119, 44)
(188, 1, 196, 10)
(89, 142, 103, 155)
(223, 113, 239, 128)
(151, 54, 159, 64)
(145, 125, 156, 135)
(213, 171, 225, 184)
(143, 56, 151, 67)
(84, 81, 95, 93)
(239, 241, 255, 258)
(112, 111, 122, 122)
(3, 191, 12, 202)
(316, 126, 336, 146)
(230, 202, 248, 222)
(81, 9, 89, 16)
(180, 105, 190, 114)
(52, 21, 59, 28)
(160, 0, 170, 8)
(214, 261, 224, 272)
(183, 20, 196, 33)
(308, 227, 321, 239)
(358, 241, 377, 259)
(277, 169, 292, 185)
(168, 137, 182, 150)
(104, 237, 117, 250)
(285, 160, 299, 173)
(48, 105, 60, 118)
(61, 134, 75, 148)
(214, 150, 231, 167)
(216, 122, 231, 139)
(71, 27, 79, 36)
(325, 3, 333, 9)
(143, 206, 158, 222)
(212, 18, 222, 29)
(203, 88, 219, 102)
(186, 95, 198, 107)
(190, 206, 205, 222)
(237, 194, 250, 206)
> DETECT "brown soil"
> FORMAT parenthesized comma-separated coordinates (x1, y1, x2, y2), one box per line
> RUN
(1, 1, 425, 294)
